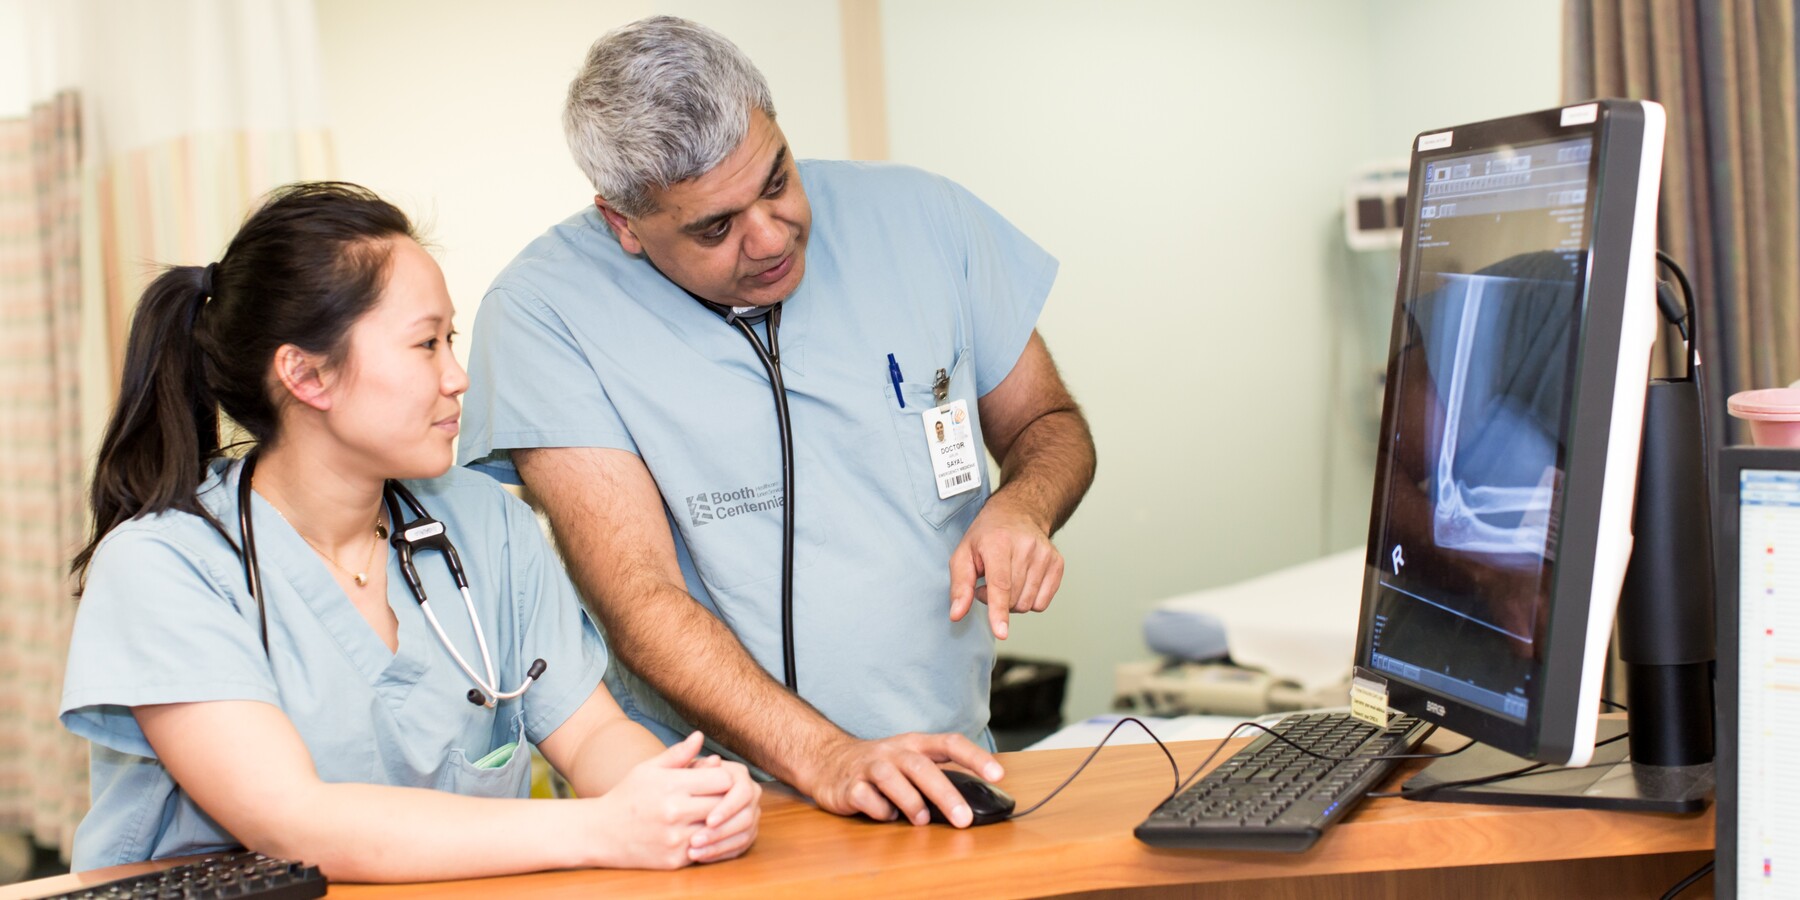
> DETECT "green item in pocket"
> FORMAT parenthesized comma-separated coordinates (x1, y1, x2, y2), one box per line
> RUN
(473, 741, 519, 770)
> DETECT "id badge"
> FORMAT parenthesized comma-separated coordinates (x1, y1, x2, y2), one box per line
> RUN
(921, 399, 980, 499)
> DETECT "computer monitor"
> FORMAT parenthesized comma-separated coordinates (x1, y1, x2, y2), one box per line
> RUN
(1352, 101, 1666, 774)
(1717, 447, 1800, 898)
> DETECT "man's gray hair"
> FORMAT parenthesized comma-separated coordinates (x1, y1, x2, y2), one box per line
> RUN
(564, 16, 776, 219)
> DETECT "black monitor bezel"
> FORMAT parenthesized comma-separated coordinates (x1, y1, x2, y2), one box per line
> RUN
(1353, 100, 1653, 761)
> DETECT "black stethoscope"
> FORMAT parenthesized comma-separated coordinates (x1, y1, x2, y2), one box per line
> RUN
(236, 452, 547, 708)
(692, 296, 798, 692)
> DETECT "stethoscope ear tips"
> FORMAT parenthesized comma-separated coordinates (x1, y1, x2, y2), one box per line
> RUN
(466, 688, 487, 707)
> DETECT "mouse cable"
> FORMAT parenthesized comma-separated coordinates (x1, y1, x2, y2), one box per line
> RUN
(1659, 858, 1714, 900)
(1017, 712, 1478, 818)
(1009, 716, 1180, 818)
(1362, 728, 1630, 800)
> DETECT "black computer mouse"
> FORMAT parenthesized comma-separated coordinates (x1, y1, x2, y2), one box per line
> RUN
(923, 768, 1016, 826)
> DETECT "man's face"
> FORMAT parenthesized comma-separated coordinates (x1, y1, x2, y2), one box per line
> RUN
(597, 109, 811, 308)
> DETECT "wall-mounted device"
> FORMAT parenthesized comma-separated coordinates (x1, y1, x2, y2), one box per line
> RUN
(1342, 161, 1410, 251)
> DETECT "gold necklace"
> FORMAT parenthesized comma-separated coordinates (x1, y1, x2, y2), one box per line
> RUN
(253, 475, 389, 587)
(289, 514, 389, 587)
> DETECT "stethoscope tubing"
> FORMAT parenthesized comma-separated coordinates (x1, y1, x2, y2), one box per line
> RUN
(236, 452, 544, 708)
(419, 586, 536, 707)
(722, 309, 799, 693)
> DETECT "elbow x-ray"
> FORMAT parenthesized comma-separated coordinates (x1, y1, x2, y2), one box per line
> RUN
(1365, 135, 1593, 721)
(1421, 267, 1573, 563)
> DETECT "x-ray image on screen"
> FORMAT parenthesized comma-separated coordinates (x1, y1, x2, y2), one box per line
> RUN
(1364, 135, 1594, 723)
(1423, 270, 1570, 567)
(1399, 254, 1576, 643)
(1381, 253, 1575, 651)
(1368, 252, 1581, 721)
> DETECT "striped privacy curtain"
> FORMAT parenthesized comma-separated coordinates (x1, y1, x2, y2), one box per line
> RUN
(1563, 0, 1800, 442)
(78, 1, 336, 378)
(0, 91, 90, 861)
(0, 0, 334, 863)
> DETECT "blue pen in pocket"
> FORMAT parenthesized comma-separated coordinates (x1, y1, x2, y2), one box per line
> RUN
(888, 353, 906, 409)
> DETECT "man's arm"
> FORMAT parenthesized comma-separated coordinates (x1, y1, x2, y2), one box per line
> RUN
(514, 446, 1005, 828)
(951, 330, 1097, 638)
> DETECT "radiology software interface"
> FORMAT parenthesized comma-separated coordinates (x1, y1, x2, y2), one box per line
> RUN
(1735, 468, 1800, 896)
(1365, 136, 1597, 725)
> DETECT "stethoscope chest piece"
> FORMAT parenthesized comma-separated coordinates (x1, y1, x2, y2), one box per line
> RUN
(381, 480, 547, 707)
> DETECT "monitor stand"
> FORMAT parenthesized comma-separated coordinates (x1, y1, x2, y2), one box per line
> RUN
(1401, 718, 1713, 812)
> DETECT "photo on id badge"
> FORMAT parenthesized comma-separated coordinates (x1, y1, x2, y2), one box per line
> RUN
(922, 399, 980, 500)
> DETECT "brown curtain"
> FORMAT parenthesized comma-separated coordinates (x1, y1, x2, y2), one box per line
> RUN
(0, 91, 91, 858)
(1565, 0, 1800, 442)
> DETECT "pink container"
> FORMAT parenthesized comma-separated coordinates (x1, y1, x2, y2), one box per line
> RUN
(1727, 388, 1800, 447)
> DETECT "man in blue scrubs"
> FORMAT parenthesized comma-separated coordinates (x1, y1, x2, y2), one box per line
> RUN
(459, 16, 1095, 829)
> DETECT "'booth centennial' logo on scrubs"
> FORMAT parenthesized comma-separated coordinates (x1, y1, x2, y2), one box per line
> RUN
(685, 482, 784, 528)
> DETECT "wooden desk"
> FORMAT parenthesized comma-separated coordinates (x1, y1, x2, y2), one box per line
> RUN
(2, 734, 1714, 899)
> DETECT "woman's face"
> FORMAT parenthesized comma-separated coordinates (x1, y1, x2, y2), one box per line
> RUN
(321, 237, 467, 481)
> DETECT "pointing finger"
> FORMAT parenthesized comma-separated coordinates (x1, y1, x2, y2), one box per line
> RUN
(949, 538, 977, 622)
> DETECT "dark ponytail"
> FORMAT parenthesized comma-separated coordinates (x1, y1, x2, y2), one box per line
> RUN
(73, 182, 416, 592)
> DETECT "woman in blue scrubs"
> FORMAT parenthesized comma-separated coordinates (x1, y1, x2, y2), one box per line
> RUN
(61, 182, 758, 880)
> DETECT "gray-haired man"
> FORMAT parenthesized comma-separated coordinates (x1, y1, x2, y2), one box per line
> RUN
(460, 16, 1095, 829)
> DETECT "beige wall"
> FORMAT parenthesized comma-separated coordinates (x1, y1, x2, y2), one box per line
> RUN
(313, 1, 1564, 722)
(880, 1, 1563, 717)
(1318, 0, 1572, 557)
(315, 0, 849, 357)
(316, 0, 643, 354)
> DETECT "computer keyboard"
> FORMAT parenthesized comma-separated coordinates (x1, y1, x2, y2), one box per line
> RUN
(41, 851, 326, 900)
(1135, 711, 1434, 852)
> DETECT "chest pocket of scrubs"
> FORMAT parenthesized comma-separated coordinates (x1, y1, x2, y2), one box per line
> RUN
(435, 712, 531, 799)
(885, 348, 982, 529)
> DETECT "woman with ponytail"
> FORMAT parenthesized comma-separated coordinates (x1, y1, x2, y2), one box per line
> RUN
(61, 183, 758, 880)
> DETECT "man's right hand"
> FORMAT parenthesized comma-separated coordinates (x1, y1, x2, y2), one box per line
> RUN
(518, 447, 1006, 832)
(803, 732, 1005, 829)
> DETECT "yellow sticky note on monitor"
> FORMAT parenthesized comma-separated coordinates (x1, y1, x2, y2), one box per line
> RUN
(1349, 670, 1390, 727)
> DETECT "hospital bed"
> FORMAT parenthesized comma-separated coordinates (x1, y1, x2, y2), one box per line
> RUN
(1112, 549, 1365, 718)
